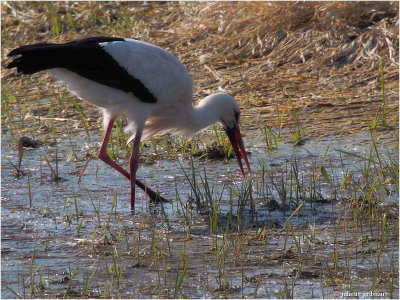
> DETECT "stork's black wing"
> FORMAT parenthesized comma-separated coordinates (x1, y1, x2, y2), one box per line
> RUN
(6, 37, 157, 103)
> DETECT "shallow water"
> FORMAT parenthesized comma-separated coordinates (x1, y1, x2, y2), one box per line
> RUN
(1, 125, 398, 298)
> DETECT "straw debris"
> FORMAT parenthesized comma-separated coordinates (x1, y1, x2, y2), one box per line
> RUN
(2, 1, 398, 139)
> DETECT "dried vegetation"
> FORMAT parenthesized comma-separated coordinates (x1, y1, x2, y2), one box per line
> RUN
(2, 1, 399, 139)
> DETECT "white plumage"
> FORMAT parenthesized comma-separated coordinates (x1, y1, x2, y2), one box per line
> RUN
(7, 37, 251, 212)
(49, 39, 193, 139)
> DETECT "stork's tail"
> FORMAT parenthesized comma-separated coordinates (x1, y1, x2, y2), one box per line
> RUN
(6, 36, 125, 75)
(6, 42, 63, 74)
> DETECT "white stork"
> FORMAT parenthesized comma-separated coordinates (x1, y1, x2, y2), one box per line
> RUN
(6, 36, 251, 213)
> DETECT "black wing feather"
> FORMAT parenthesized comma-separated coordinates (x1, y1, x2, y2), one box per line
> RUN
(6, 37, 157, 103)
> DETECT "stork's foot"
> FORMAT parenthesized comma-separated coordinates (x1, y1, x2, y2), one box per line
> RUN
(134, 179, 170, 204)
(146, 190, 170, 204)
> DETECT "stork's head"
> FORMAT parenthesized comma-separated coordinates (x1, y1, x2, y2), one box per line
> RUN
(212, 93, 251, 178)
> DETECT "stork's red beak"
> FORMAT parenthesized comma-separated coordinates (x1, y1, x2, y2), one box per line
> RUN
(224, 125, 251, 177)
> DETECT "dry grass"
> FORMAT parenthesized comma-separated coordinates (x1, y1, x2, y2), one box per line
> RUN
(175, 2, 399, 137)
(2, 1, 398, 139)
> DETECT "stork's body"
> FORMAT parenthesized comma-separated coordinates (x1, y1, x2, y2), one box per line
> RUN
(7, 37, 251, 212)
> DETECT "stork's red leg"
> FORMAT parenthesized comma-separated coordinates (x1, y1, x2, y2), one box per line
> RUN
(129, 129, 142, 212)
(98, 118, 130, 178)
(97, 118, 169, 204)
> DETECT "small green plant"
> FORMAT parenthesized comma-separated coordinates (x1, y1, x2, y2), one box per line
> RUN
(116, 118, 132, 157)
(63, 267, 77, 298)
(68, 98, 90, 138)
(276, 280, 292, 299)
(27, 163, 32, 208)
(111, 248, 123, 293)
(372, 59, 388, 129)
(46, 1, 61, 36)
(287, 93, 303, 145)
(174, 244, 188, 298)
(106, 190, 118, 226)
(258, 123, 278, 149)
(66, 6, 77, 32)
(30, 234, 38, 298)
(386, 148, 399, 194)
(83, 272, 90, 297)
(215, 239, 230, 292)
(180, 158, 216, 213)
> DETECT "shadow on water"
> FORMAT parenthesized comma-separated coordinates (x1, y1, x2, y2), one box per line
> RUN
(1, 126, 398, 298)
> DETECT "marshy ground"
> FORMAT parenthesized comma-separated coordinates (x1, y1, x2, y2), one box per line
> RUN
(1, 2, 399, 298)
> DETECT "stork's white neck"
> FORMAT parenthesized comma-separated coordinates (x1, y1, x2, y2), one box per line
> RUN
(191, 95, 225, 132)
(142, 93, 239, 139)
(186, 92, 240, 135)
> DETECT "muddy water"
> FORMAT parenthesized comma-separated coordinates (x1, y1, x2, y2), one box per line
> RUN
(1, 126, 398, 298)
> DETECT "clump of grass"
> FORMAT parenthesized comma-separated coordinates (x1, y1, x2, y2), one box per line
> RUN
(27, 163, 32, 208)
(180, 158, 215, 214)
(386, 148, 399, 194)
(234, 178, 255, 226)
(110, 247, 124, 295)
(2, 93, 17, 136)
(371, 59, 388, 129)
(63, 266, 77, 298)
(276, 280, 292, 299)
(308, 146, 331, 205)
(68, 98, 90, 139)
(73, 191, 84, 234)
(336, 135, 398, 219)
(258, 123, 278, 149)
(287, 94, 303, 146)
(46, 2, 61, 36)
(30, 233, 38, 298)
(210, 125, 233, 159)
(174, 244, 188, 298)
